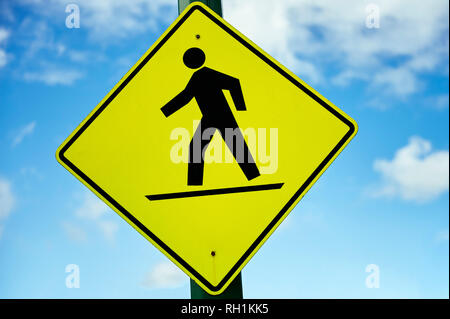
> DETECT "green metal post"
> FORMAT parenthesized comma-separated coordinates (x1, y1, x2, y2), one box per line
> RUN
(177, 0, 243, 299)
(190, 273, 243, 299)
(178, 0, 222, 16)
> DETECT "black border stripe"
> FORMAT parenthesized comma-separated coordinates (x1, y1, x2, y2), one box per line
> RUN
(146, 183, 284, 201)
(58, 5, 356, 293)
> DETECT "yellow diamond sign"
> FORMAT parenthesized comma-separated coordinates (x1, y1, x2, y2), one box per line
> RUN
(56, 3, 357, 295)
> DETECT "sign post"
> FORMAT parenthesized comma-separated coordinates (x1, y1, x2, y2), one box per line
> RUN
(177, 0, 243, 300)
(178, 0, 222, 16)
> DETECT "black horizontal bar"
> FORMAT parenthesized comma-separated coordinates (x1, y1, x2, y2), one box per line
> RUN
(146, 183, 284, 201)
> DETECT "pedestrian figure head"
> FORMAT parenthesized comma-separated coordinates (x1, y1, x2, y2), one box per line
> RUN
(183, 47, 205, 69)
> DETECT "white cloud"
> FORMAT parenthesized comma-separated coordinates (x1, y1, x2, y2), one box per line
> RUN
(435, 229, 449, 243)
(364, 97, 389, 111)
(427, 94, 449, 110)
(67, 50, 100, 63)
(0, 28, 9, 68)
(142, 261, 186, 289)
(64, 191, 119, 242)
(0, 28, 10, 43)
(12, 121, 36, 147)
(62, 221, 87, 243)
(35, 0, 176, 41)
(20, 167, 43, 180)
(18, 20, 57, 60)
(372, 137, 449, 202)
(0, 177, 15, 239)
(372, 67, 421, 98)
(224, 0, 449, 97)
(75, 191, 109, 220)
(24, 69, 83, 86)
(0, 177, 14, 220)
(0, 50, 7, 68)
(14, 0, 448, 100)
(6, 20, 84, 85)
(224, 0, 312, 80)
(332, 70, 367, 87)
(97, 220, 118, 242)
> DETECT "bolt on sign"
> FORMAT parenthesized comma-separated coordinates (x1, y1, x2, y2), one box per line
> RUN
(56, 3, 357, 295)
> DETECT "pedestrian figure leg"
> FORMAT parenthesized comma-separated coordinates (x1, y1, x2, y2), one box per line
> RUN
(188, 119, 214, 185)
(222, 126, 260, 181)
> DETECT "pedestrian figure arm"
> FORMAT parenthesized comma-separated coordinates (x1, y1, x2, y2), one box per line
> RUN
(214, 71, 247, 111)
(161, 86, 194, 117)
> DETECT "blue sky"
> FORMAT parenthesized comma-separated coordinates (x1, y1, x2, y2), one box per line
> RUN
(0, 0, 448, 298)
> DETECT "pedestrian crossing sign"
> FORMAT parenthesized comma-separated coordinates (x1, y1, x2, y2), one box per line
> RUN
(56, 2, 357, 295)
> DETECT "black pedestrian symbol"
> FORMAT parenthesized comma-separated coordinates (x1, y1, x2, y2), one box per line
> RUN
(161, 47, 260, 186)
(146, 48, 283, 201)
